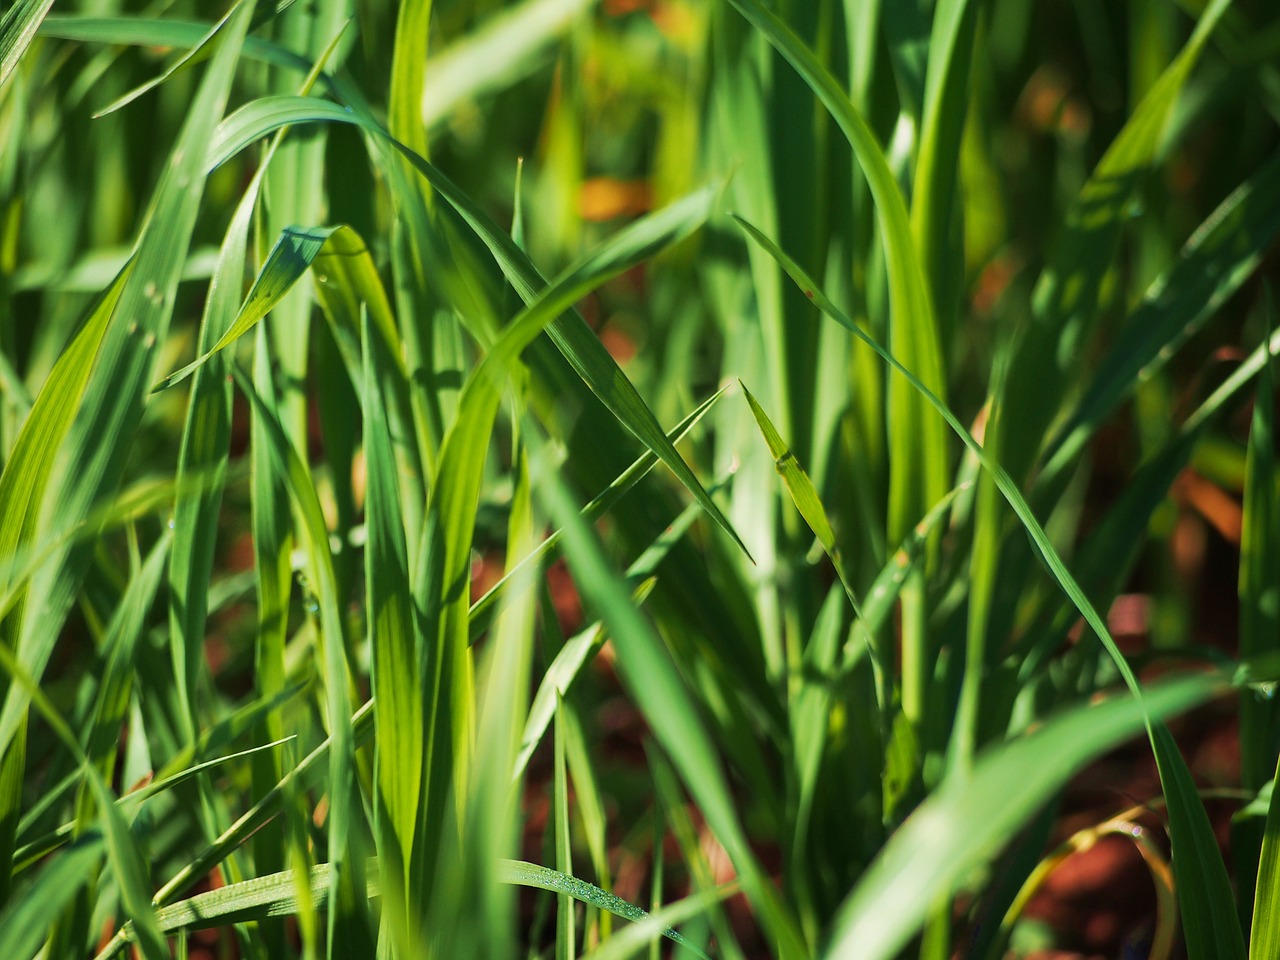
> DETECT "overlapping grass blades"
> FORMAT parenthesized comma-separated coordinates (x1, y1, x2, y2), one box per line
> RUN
(6, 1, 1278, 957)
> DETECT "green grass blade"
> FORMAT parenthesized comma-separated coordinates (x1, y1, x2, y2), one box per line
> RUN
(0, 0, 54, 90)
(822, 675, 1226, 960)
(360, 309, 421, 944)
(725, 0, 949, 549)
(1251, 754, 1280, 958)
(1151, 724, 1247, 960)
(499, 859, 713, 960)
(530, 432, 807, 960)
(0, 832, 103, 959)
(579, 884, 735, 960)
(911, 0, 979, 338)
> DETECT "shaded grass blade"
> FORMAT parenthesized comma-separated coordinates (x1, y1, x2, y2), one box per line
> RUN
(1040, 150, 1280, 492)
(1251, 754, 1280, 958)
(998, 0, 1233, 482)
(1151, 724, 1247, 960)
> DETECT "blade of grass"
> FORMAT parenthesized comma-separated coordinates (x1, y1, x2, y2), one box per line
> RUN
(1151, 723, 1247, 960)
(528, 429, 807, 960)
(822, 675, 1226, 960)
(1250, 753, 1280, 958)
(0, 0, 54, 90)
(360, 309, 421, 950)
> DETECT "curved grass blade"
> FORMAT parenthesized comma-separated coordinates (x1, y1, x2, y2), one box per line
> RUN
(92, 1, 295, 118)
(204, 96, 750, 560)
(822, 675, 1226, 960)
(580, 883, 736, 960)
(105, 857, 719, 960)
(155, 225, 339, 393)
(499, 859, 714, 960)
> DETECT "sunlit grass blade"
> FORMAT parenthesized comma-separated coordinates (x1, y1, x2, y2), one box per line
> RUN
(822, 675, 1226, 960)
(579, 886, 735, 960)
(0, 0, 54, 89)
(500, 859, 714, 960)
(911, 0, 979, 337)
(360, 309, 421, 951)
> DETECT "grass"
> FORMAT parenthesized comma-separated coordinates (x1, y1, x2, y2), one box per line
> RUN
(0, 0, 1278, 958)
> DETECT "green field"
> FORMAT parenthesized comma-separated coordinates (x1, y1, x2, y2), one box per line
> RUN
(1, 0, 1278, 957)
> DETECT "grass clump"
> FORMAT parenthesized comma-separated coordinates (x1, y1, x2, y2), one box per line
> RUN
(1, 1, 1278, 958)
